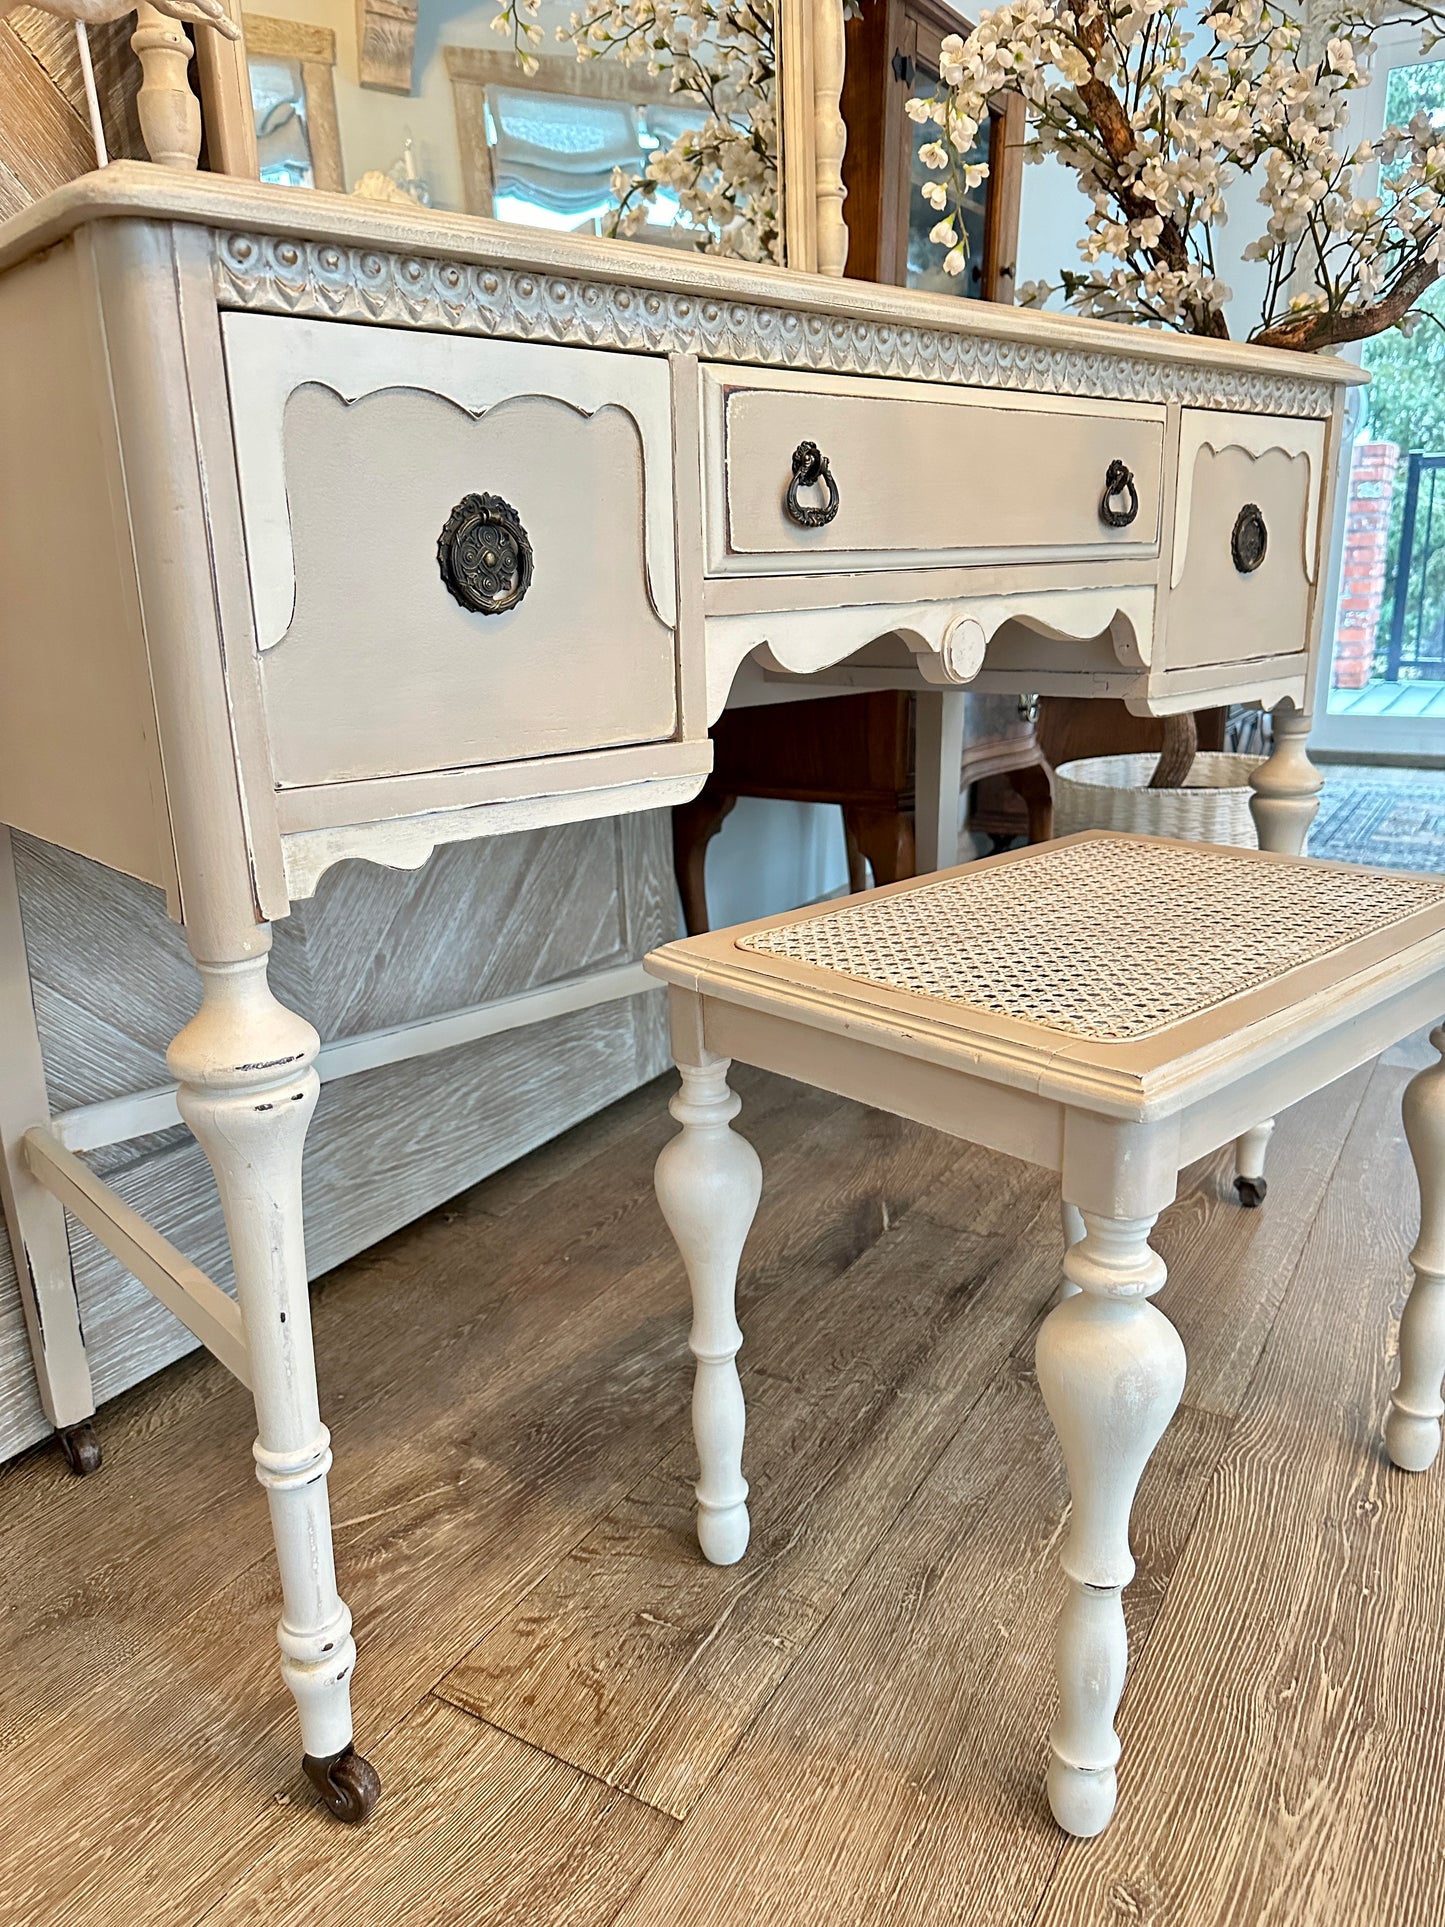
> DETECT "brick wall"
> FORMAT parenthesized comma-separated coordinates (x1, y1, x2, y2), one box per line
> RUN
(1331, 440, 1399, 689)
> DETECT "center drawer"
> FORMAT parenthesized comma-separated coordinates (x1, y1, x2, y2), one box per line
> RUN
(701, 364, 1166, 576)
(223, 314, 678, 790)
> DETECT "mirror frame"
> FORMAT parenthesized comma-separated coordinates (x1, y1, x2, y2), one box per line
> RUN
(196, 0, 848, 274)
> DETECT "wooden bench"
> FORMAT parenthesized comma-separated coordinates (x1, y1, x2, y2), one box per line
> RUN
(643, 832, 1445, 1837)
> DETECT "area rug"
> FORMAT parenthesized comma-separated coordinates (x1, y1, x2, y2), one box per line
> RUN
(1311, 775, 1445, 873)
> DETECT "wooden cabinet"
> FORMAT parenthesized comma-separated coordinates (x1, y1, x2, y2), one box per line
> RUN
(841, 0, 1024, 303)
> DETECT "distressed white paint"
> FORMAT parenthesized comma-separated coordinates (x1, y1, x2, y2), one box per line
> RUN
(50, 959, 657, 1156)
(23, 1129, 252, 1387)
(168, 947, 356, 1761)
(1037, 1213, 1185, 1836)
(648, 833, 1445, 1837)
(653, 1051, 760, 1567)
(1388, 1024, 1445, 1473)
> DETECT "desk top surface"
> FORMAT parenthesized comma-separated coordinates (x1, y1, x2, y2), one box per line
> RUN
(0, 165, 1363, 406)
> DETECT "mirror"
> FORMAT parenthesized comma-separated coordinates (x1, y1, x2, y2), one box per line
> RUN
(236, 0, 843, 269)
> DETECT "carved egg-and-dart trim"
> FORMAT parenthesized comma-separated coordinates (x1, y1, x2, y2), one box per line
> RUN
(437, 493, 534, 615)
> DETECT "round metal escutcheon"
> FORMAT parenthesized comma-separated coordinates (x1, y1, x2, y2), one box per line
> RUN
(1231, 501, 1268, 574)
(437, 493, 534, 615)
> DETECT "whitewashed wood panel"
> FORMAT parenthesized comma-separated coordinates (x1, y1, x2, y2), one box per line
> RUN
(0, 815, 673, 1459)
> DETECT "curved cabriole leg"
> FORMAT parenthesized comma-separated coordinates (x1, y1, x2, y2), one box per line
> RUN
(654, 1054, 761, 1566)
(1233, 1118, 1275, 1209)
(1387, 1026, 1445, 1474)
(168, 947, 378, 1823)
(1036, 1212, 1186, 1837)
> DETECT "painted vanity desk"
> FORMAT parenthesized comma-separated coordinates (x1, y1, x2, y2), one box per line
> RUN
(0, 163, 1358, 1818)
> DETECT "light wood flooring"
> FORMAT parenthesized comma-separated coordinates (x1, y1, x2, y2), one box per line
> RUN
(3, 1034, 1445, 1926)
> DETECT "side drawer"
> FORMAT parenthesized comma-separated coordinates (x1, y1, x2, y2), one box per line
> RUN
(701, 364, 1166, 575)
(1164, 411, 1327, 671)
(222, 314, 678, 789)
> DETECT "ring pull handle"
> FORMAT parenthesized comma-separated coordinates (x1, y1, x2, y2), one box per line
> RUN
(1099, 459, 1139, 530)
(1231, 501, 1268, 574)
(437, 492, 534, 615)
(785, 440, 840, 529)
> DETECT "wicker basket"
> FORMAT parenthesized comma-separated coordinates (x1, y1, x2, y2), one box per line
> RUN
(1052, 752, 1265, 848)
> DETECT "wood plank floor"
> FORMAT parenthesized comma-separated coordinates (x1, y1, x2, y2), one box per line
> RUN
(3, 1039, 1444, 1926)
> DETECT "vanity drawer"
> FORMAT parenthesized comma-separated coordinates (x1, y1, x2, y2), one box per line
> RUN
(1164, 411, 1327, 671)
(701, 364, 1166, 576)
(222, 314, 678, 789)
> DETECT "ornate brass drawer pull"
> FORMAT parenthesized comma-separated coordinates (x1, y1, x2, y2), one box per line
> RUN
(1099, 459, 1139, 529)
(785, 440, 840, 528)
(1231, 501, 1268, 574)
(437, 493, 534, 615)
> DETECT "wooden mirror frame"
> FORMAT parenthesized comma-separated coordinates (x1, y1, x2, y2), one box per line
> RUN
(840, 0, 1023, 300)
(193, 0, 850, 275)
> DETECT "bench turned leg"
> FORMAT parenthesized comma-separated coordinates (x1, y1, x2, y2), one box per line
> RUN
(655, 1053, 761, 1566)
(1388, 1026, 1445, 1473)
(1233, 1118, 1275, 1209)
(1036, 1211, 1186, 1837)
(1057, 1201, 1085, 1301)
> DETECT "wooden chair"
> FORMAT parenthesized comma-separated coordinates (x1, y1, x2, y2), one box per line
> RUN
(673, 691, 1052, 934)
(644, 833, 1445, 1836)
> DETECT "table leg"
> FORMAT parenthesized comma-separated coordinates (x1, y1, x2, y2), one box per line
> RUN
(1387, 1024, 1445, 1473)
(167, 935, 378, 1822)
(0, 828, 97, 1470)
(914, 689, 967, 873)
(1239, 700, 1325, 1203)
(1036, 1209, 1185, 1836)
(1233, 1118, 1275, 1209)
(654, 1049, 760, 1566)
(1248, 698, 1324, 857)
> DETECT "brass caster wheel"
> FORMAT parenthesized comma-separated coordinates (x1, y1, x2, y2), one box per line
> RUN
(1234, 1175, 1267, 1210)
(58, 1421, 102, 1476)
(302, 1745, 381, 1822)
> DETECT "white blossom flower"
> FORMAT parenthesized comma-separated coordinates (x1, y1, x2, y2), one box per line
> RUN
(907, 0, 1445, 347)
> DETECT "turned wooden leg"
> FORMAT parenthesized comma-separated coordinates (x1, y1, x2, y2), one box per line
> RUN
(1036, 1211, 1186, 1837)
(672, 787, 737, 937)
(1387, 1026, 1445, 1474)
(1233, 1118, 1275, 1209)
(654, 1052, 761, 1565)
(1057, 1200, 1085, 1301)
(1248, 698, 1322, 858)
(842, 803, 917, 888)
(1237, 702, 1319, 1212)
(168, 943, 378, 1822)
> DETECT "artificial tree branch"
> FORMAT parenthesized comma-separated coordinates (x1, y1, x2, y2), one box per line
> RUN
(1253, 255, 1444, 352)
(1073, 15, 1231, 337)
